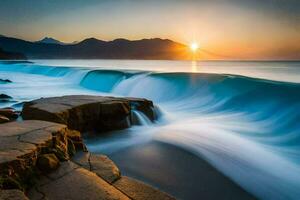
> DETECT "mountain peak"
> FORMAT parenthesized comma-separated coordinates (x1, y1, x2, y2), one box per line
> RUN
(36, 37, 64, 45)
(78, 38, 106, 45)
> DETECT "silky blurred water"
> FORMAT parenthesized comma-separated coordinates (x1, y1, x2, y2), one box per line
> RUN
(1, 60, 300, 199)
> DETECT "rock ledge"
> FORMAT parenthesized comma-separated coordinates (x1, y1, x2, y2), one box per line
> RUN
(22, 95, 155, 132)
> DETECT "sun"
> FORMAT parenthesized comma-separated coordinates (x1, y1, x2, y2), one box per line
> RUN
(190, 42, 199, 52)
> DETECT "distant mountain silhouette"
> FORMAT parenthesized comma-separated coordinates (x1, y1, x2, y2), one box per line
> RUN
(0, 48, 26, 60)
(36, 37, 65, 45)
(0, 36, 188, 60)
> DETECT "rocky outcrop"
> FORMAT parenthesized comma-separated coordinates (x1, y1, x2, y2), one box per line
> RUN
(0, 95, 175, 199)
(0, 120, 85, 191)
(22, 95, 155, 132)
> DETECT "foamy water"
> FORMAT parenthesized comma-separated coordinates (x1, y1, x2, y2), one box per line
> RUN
(1, 60, 300, 199)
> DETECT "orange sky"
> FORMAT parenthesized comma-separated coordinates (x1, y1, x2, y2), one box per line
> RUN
(1, 0, 299, 60)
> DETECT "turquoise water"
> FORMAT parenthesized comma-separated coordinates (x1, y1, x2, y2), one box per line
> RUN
(1, 60, 300, 199)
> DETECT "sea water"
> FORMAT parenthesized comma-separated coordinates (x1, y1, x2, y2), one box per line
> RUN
(1, 60, 300, 199)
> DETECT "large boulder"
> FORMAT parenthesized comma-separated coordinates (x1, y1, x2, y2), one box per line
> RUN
(22, 95, 155, 132)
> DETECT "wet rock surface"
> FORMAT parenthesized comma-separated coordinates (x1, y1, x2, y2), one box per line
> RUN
(73, 152, 121, 184)
(28, 161, 130, 200)
(22, 95, 155, 132)
(28, 153, 174, 200)
(114, 176, 176, 200)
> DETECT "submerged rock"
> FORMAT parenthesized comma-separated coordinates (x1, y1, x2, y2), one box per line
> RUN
(0, 94, 12, 99)
(22, 95, 155, 132)
(0, 79, 12, 84)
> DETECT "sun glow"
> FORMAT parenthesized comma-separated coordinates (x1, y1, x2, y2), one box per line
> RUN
(190, 42, 199, 52)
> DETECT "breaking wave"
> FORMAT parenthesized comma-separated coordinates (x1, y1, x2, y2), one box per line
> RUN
(1, 62, 300, 199)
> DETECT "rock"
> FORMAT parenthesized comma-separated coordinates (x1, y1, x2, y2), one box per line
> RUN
(127, 97, 155, 121)
(0, 189, 29, 200)
(0, 94, 12, 99)
(0, 108, 19, 120)
(22, 95, 154, 132)
(0, 176, 22, 190)
(0, 120, 76, 189)
(37, 154, 60, 172)
(73, 152, 121, 184)
(66, 129, 87, 152)
(0, 115, 9, 124)
(67, 129, 82, 141)
(89, 154, 121, 184)
(0, 79, 12, 84)
(113, 176, 175, 200)
(67, 138, 76, 156)
(28, 162, 129, 200)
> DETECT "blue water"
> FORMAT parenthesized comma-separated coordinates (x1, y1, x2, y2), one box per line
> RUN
(1, 60, 300, 199)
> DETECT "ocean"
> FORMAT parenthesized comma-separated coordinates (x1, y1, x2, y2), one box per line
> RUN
(1, 60, 300, 199)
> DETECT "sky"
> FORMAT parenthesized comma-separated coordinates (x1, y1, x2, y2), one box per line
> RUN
(0, 0, 299, 60)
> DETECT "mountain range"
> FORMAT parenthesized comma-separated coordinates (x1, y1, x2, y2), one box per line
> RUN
(0, 35, 188, 60)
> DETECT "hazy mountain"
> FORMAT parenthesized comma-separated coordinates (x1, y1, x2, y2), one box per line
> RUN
(36, 37, 65, 45)
(0, 36, 188, 60)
